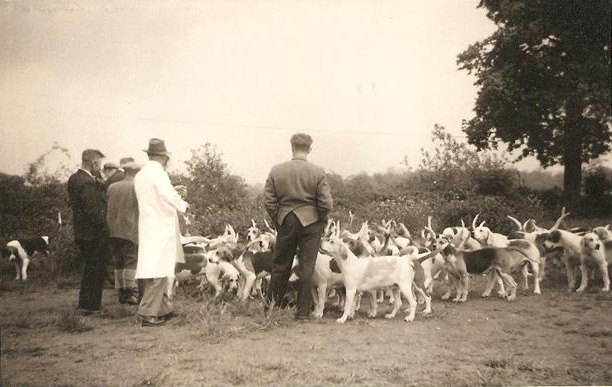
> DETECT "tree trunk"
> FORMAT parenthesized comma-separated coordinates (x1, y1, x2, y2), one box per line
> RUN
(562, 112, 583, 212)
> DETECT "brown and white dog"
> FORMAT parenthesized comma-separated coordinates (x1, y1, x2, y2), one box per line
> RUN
(439, 241, 541, 303)
(2, 237, 50, 280)
(321, 228, 443, 323)
(578, 232, 610, 292)
(592, 225, 612, 263)
(544, 229, 582, 291)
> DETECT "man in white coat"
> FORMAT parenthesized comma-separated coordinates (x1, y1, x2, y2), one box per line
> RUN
(134, 138, 189, 327)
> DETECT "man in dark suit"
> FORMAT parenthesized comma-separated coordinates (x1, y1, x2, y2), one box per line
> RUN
(67, 149, 108, 314)
(264, 133, 333, 319)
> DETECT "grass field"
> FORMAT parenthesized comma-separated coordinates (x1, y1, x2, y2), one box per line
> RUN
(2, 269, 611, 387)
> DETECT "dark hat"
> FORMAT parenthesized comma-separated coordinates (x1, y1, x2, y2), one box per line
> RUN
(119, 157, 135, 166)
(103, 162, 119, 170)
(143, 138, 170, 156)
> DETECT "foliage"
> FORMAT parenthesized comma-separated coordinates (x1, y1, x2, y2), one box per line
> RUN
(457, 0, 612, 205)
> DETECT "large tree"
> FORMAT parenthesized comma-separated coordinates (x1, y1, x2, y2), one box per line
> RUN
(458, 0, 611, 209)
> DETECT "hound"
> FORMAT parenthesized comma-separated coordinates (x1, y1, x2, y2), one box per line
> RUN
(202, 246, 240, 297)
(578, 232, 610, 292)
(471, 214, 509, 247)
(592, 225, 612, 263)
(544, 229, 582, 291)
(320, 228, 444, 323)
(1, 237, 50, 280)
(440, 242, 540, 302)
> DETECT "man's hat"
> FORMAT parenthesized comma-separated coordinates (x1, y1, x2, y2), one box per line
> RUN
(119, 157, 135, 166)
(143, 138, 170, 156)
(103, 162, 119, 170)
(122, 162, 142, 174)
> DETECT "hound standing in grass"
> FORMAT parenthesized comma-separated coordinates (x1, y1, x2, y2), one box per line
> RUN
(264, 133, 333, 319)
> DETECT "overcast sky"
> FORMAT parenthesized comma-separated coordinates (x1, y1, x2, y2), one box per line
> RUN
(1, 0, 592, 184)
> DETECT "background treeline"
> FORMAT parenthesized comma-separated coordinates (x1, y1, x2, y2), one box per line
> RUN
(1, 126, 610, 279)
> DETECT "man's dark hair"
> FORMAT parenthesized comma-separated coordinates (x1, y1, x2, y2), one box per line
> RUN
(290, 133, 313, 152)
(81, 149, 105, 163)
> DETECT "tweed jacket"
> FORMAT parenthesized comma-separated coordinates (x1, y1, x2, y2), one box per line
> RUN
(104, 170, 125, 192)
(264, 157, 333, 227)
(106, 175, 139, 245)
(67, 169, 108, 241)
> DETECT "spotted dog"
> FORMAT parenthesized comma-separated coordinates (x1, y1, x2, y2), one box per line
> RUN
(1, 237, 50, 280)
(578, 232, 610, 292)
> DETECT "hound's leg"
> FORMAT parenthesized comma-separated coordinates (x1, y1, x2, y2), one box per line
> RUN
(241, 273, 256, 301)
(385, 287, 402, 319)
(415, 286, 432, 314)
(313, 283, 327, 318)
(14, 262, 21, 280)
(564, 257, 576, 291)
(531, 262, 541, 294)
(441, 284, 452, 301)
(539, 256, 547, 280)
(498, 271, 517, 301)
(21, 258, 30, 281)
(337, 288, 356, 323)
(496, 275, 506, 297)
(386, 287, 395, 304)
(398, 282, 417, 322)
(352, 292, 362, 318)
(599, 263, 610, 292)
(482, 272, 496, 298)
(454, 275, 469, 303)
(367, 291, 378, 318)
(521, 264, 530, 290)
(576, 263, 589, 293)
(376, 289, 384, 303)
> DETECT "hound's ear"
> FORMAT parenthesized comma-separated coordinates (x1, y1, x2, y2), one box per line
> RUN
(606, 225, 611, 231)
(479, 221, 486, 228)
(251, 219, 256, 228)
(217, 247, 233, 261)
(580, 236, 587, 248)
(486, 230, 494, 246)
(339, 243, 349, 260)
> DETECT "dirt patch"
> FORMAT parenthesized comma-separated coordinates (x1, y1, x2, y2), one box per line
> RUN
(2, 276, 611, 386)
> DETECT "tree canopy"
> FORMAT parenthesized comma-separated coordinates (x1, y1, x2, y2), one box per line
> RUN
(457, 0, 611, 206)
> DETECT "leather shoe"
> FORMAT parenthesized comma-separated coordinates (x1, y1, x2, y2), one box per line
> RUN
(138, 315, 165, 327)
(163, 312, 179, 321)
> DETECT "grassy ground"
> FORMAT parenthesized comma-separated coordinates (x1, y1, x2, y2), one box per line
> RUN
(2, 268, 611, 387)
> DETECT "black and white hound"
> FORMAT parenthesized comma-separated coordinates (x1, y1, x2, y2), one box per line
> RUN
(1, 237, 50, 280)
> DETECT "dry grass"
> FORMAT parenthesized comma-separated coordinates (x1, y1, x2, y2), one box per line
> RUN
(55, 309, 93, 333)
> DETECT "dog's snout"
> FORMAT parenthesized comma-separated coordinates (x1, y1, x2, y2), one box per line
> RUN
(595, 244, 601, 250)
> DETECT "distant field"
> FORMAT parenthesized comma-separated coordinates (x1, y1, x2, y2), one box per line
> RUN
(2, 270, 611, 387)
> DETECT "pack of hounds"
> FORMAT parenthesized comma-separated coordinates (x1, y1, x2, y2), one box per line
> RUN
(3, 207, 611, 323)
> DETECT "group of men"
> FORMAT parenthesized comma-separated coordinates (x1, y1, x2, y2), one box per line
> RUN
(67, 133, 333, 327)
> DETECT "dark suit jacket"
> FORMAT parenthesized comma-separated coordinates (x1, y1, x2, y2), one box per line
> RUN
(67, 169, 108, 241)
(104, 170, 125, 192)
(264, 157, 333, 227)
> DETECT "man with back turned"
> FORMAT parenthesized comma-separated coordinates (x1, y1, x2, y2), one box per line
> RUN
(264, 133, 333, 319)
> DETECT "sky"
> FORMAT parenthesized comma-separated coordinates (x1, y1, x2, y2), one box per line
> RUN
(1, 0, 596, 184)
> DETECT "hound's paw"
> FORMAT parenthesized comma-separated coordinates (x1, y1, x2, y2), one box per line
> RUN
(422, 309, 432, 315)
(534, 289, 541, 295)
(336, 317, 347, 324)
(313, 311, 323, 319)
(403, 315, 415, 322)
(601, 287, 610, 292)
(440, 293, 451, 301)
(481, 293, 490, 298)
(507, 295, 516, 301)
(575, 287, 586, 293)
(385, 313, 395, 319)
(458, 298, 467, 303)
(452, 298, 461, 303)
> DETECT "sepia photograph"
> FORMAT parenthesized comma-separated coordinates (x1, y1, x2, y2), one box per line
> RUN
(0, 0, 611, 386)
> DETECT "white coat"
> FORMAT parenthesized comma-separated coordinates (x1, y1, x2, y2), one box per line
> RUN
(134, 160, 188, 279)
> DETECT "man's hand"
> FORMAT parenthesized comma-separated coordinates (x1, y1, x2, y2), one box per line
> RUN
(174, 184, 188, 197)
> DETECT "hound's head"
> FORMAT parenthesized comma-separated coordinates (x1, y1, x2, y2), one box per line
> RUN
(247, 220, 261, 243)
(344, 238, 369, 257)
(1, 246, 18, 262)
(592, 225, 612, 242)
(221, 270, 239, 293)
(320, 226, 351, 262)
(581, 232, 602, 252)
(431, 234, 451, 251)
(544, 230, 563, 249)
